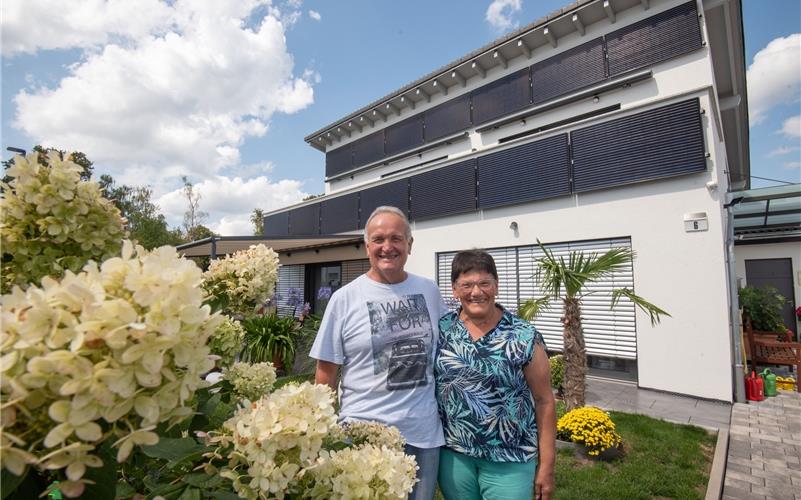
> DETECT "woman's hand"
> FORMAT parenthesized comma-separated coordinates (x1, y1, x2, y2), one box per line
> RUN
(535, 464, 555, 499)
(525, 343, 557, 500)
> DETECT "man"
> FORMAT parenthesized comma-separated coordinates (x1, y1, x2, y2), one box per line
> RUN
(310, 206, 446, 500)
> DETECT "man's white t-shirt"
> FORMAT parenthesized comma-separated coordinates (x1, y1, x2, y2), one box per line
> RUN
(309, 273, 447, 448)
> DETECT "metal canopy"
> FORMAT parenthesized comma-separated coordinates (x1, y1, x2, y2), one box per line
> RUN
(732, 184, 801, 243)
(176, 235, 363, 258)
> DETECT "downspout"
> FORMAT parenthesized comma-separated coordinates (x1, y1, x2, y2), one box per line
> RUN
(724, 193, 746, 402)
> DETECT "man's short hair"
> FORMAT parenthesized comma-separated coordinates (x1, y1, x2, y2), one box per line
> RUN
(450, 250, 498, 284)
(364, 206, 412, 243)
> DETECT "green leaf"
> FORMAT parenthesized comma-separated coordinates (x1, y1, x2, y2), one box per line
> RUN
(177, 487, 201, 500)
(82, 441, 117, 500)
(141, 437, 208, 462)
(146, 481, 184, 500)
(181, 473, 222, 488)
(209, 492, 241, 500)
(116, 482, 137, 499)
(3, 469, 47, 500)
(1, 469, 28, 500)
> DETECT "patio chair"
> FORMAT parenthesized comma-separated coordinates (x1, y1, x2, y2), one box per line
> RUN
(745, 318, 801, 392)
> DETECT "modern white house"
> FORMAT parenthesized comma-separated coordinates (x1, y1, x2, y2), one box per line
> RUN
(243, 0, 756, 402)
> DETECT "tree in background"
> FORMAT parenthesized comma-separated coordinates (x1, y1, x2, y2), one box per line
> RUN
(251, 208, 265, 236)
(2, 145, 93, 182)
(182, 176, 208, 240)
(100, 175, 183, 249)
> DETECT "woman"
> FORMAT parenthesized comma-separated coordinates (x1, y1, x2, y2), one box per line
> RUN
(435, 250, 556, 500)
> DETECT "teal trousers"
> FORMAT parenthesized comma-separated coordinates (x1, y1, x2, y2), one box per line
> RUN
(438, 447, 537, 500)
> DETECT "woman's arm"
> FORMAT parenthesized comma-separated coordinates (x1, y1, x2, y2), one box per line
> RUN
(524, 345, 556, 500)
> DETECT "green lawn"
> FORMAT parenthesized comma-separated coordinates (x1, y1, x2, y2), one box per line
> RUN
(553, 411, 715, 500)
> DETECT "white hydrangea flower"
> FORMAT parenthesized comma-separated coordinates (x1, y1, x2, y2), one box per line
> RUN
(224, 362, 277, 401)
(308, 444, 418, 500)
(0, 241, 222, 495)
(339, 421, 406, 451)
(202, 244, 279, 317)
(0, 151, 125, 291)
(210, 317, 246, 367)
(211, 382, 337, 499)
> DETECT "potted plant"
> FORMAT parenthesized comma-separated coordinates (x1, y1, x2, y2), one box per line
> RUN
(739, 285, 786, 333)
(241, 313, 298, 374)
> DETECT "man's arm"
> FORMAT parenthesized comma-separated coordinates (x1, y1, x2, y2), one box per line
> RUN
(315, 360, 341, 391)
(524, 344, 556, 500)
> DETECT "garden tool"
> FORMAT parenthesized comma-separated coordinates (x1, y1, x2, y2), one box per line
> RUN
(760, 369, 777, 397)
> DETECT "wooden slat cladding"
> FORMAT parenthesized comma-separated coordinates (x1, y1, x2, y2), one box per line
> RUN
(320, 193, 360, 234)
(325, 144, 353, 178)
(478, 134, 570, 209)
(606, 1, 702, 76)
(289, 203, 320, 236)
(385, 114, 425, 157)
(358, 179, 410, 228)
(410, 159, 476, 220)
(571, 98, 706, 193)
(424, 94, 472, 142)
(532, 38, 606, 105)
(264, 211, 290, 237)
(472, 68, 532, 125)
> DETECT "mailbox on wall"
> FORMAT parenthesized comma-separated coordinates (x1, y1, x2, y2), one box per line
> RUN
(684, 212, 709, 232)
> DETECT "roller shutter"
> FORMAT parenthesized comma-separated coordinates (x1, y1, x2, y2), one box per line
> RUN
(320, 193, 359, 234)
(437, 237, 637, 360)
(606, 1, 702, 76)
(276, 264, 305, 318)
(472, 68, 531, 125)
(409, 159, 476, 221)
(477, 134, 570, 209)
(424, 94, 472, 142)
(532, 37, 606, 105)
(571, 98, 706, 193)
(359, 179, 410, 228)
(385, 114, 425, 157)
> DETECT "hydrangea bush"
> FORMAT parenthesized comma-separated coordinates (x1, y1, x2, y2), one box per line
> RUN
(204, 382, 417, 500)
(210, 316, 246, 367)
(0, 152, 125, 292)
(557, 406, 622, 456)
(0, 241, 222, 496)
(202, 244, 279, 317)
(224, 361, 277, 401)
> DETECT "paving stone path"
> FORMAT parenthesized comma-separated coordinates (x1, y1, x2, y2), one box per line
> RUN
(723, 391, 801, 500)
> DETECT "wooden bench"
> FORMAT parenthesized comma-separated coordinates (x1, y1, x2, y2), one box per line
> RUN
(745, 321, 801, 393)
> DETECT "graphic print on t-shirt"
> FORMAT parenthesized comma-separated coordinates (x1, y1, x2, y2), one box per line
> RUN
(367, 294, 433, 390)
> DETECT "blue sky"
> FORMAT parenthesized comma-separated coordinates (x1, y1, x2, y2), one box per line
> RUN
(2, 0, 799, 234)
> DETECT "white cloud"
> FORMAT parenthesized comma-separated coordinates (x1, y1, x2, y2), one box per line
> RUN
(746, 34, 801, 125)
(308, 10, 321, 21)
(780, 115, 801, 138)
(783, 161, 800, 169)
(1, 0, 175, 56)
(486, 0, 522, 31)
(156, 174, 308, 235)
(767, 145, 800, 157)
(11, 1, 315, 179)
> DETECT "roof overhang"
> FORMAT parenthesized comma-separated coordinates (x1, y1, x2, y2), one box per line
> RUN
(176, 235, 363, 258)
(703, 0, 750, 189)
(732, 183, 801, 243)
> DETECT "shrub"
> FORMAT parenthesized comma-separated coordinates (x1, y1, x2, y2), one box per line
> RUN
(550, 354, 565, 390)
(739, 285, 786, 332)
(209, 316, 245, 367)
(557, 406, 622, 456)
(0, 241, 221, 496)
(202, 244, 279, 317)
(0, 151, 125, 292)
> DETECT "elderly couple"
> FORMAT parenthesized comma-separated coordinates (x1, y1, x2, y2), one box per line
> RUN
(311, 206, 556, 500)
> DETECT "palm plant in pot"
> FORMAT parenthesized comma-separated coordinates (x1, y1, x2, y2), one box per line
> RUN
(519, 241, 669, 411)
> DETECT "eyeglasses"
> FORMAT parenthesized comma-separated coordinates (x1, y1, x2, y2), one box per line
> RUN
(455, 279, 496, 292)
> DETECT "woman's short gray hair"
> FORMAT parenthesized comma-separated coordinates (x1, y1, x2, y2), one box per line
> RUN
(364, 206, 412, 243)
